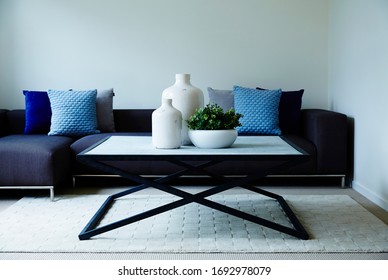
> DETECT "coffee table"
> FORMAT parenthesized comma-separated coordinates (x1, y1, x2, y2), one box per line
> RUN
(77, 136, 310, 240)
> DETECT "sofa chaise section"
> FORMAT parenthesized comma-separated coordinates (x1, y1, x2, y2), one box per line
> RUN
(0, 110, 73, 200)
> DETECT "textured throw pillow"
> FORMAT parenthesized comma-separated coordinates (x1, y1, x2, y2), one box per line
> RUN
(257, 87, 304, 134)
(207, 87, 234, 111)
(47, 89, 100, 137)
(96, 88, 115, 132)
(234, 85, 282, 135)
(23, 90, 52, 134)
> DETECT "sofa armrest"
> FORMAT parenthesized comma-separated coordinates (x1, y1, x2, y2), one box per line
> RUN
(301, 109, 347, 174)
(0, 109, 9, 136)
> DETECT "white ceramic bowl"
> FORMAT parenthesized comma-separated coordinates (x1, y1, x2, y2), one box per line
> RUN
(188, 129, 238, 149)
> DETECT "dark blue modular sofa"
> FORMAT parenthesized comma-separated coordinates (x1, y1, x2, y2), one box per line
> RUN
(0, 108, 348, 200)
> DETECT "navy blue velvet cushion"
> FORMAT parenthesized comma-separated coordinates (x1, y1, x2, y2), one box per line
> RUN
(257, 87, 304, 134)
(23, 90, 52, 134)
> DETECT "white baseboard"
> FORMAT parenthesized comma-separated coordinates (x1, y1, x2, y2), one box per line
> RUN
(352, 180, 388, 212)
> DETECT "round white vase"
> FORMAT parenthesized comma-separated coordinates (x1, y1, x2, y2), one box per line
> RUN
(152, 98, 182, 149)
(188, 130, 238, 149)
(162, 74, 204, 145)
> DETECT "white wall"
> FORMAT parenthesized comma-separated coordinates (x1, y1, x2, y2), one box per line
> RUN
(329, 0, 388, 210)
(0, 0, 329, 109)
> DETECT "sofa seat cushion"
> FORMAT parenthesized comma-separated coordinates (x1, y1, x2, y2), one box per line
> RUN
(71, 132, 152, 175)
(71, 132, 152, 155)
(71, 134, 317, 178)
(275, 135, 317, 174)
(0, 135, 74, 186)
(71, 133, 231, 176)
(200, 135, 316, 176)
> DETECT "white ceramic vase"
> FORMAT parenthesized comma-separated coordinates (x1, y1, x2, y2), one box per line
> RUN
(152, 98, 182, 149)
(188, 129, 238, 149)
(162, 74, 204, 145)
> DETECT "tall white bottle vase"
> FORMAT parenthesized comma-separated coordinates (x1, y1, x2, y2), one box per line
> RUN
(162, 74, 204, 145)
(152, 98, 182, 149)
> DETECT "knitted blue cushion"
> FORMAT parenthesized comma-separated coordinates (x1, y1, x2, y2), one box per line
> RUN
(47, 89, 99, 137)
(257, 87, 304, 134)
(234, 86, 282, 135)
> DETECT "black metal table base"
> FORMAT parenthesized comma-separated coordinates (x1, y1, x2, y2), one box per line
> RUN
(78, 158, 309, 241)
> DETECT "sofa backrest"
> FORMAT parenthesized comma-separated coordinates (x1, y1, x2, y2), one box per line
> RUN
(5, 110, 25, 134)
(2, 109, 155, 135)
(113, 109, 153, 132)
(0, 109, 9, 136)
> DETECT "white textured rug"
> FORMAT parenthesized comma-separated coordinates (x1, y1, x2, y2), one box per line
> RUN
(0, 194, 387, 253)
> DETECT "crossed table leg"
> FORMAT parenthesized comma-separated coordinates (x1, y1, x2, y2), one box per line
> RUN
(78, 158, 309, 241)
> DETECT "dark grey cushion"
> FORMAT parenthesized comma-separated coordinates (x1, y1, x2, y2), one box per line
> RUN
(207, 87, 234, 111)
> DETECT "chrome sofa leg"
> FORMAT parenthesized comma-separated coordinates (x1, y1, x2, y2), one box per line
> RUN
(341, 176, 346, 188)
(50, 187, 54, 202)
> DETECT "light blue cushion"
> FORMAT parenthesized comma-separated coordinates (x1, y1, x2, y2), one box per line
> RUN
(47, 89, 99, 137)
(234, 85, 282, 135)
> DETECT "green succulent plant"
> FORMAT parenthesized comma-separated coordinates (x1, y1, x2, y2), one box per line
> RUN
(187, 104, 243, 130)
